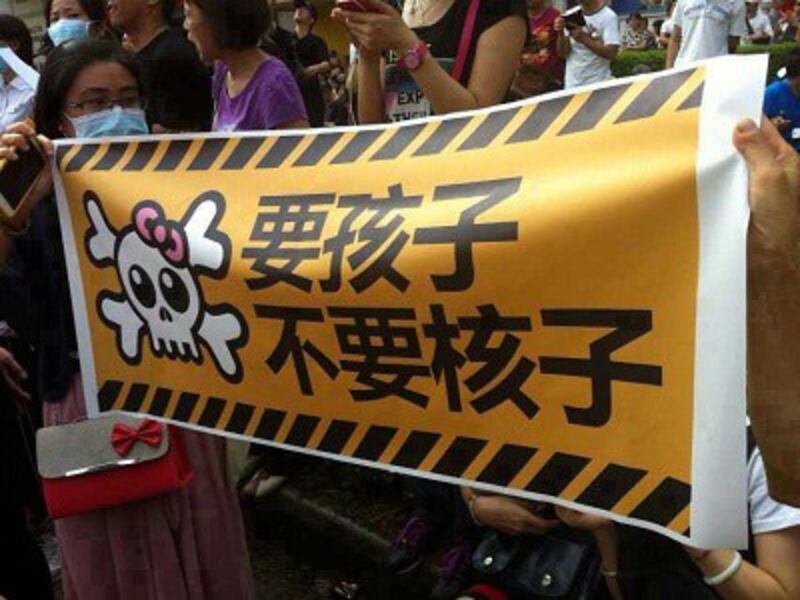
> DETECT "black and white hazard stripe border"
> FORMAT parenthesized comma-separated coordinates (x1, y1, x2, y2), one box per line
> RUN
(98, 378, 692, 541)
(54, 66, 705, 176)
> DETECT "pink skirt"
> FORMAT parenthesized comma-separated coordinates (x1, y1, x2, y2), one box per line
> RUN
(44, 375, 255, 600)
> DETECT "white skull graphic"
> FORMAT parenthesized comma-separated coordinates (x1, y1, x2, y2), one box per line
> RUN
(85, 190, 247, 382)
(117, 233, 201, 359)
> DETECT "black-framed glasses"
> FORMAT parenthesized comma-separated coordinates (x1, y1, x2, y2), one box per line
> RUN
(64, 94, 147, 114)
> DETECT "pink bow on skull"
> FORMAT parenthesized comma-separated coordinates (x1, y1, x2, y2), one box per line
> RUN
(133, 203, 187, 266)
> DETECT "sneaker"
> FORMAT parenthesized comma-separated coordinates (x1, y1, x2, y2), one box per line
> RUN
(383, 509, 435, 575)
(430, 541, 474, 600)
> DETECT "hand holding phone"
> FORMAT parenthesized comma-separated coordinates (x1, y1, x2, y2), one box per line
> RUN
(0, 128, 52, 235)
(563, 6, 587, 29)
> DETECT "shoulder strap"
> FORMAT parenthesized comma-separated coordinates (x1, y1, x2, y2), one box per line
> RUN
(452, 0, 481, 84)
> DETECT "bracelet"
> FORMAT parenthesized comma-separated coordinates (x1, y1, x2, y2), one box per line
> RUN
(600, 565, 618, 578)
(703, 551, 743, 587)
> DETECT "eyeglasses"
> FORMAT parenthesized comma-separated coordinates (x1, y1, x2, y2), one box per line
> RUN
(64, 94, 147, 114)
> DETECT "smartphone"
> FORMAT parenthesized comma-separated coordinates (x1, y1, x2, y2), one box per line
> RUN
(0, 137, 47, 228)
(336, 0, 369, 11)
(563, 6, 587, 28)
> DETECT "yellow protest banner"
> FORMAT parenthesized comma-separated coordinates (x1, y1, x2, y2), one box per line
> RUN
(54, 57, 765, 547)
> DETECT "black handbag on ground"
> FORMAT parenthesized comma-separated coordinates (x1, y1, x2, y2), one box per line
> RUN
(472, 526, 602, 600)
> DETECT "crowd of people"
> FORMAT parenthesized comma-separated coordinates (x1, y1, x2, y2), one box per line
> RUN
(1, 0, 800, 599)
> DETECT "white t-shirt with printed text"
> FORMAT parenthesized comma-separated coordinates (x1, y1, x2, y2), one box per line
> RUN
(673, 0, 748, 67)
(565, 6, 621, 89)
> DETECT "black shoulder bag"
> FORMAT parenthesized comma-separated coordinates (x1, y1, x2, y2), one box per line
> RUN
(472, 525, 602, 599)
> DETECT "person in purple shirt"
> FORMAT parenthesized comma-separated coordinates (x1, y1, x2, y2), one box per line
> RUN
(183, 0, 309, 501)
(183, 0, 308, 133)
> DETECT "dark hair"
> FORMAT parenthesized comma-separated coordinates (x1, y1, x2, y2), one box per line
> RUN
(34, 38, 142, 139)
(294, 0, 317, 23)
(0, 15, 34, 66)
(162, 0, 177, 24)
(44, 0, 108, 26)
(785, 48, 800, 79)
(190, 0, 271, 50)
(629, 11, 645, 20)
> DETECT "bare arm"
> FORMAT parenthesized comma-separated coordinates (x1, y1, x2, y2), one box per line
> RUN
(555, 17, 571, 59)
(556, 31, 572, 59)
(687, 528, 800, 599)
(356, 50, 386, 124)
(570, 27, 620, 61)
(593, 526, 625, 600)
(666, 24, 682, 67)
(407, 15, 527, 116)
(734, 119, 800, 507)
(555, 509, 624, 600)
(303, 60, 331, 78)
(461, 487, 560, 536)
(336, 2, 525, 121)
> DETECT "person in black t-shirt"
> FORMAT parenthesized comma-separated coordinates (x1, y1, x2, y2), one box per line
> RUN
(293, 0, 331, 127)
(334, 0, 526, 124)
(108, 0, 212, 132)
(260, 0, 299, 70)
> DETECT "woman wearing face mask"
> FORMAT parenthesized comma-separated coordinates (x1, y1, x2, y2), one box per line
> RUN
(0, 39, 255, 600)
(44, 0, 108, 49)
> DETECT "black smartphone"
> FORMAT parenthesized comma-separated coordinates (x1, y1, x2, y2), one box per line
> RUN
(563, 6, 587, 28)
(0, 137, 47, 218)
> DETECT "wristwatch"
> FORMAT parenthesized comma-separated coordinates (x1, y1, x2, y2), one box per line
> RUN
(397, 41, 429, 72)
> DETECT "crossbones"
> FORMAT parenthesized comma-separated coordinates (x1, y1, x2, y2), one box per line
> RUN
(84, 190, 248, 382)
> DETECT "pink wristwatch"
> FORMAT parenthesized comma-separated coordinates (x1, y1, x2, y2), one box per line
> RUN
(397, 42, 429, 72)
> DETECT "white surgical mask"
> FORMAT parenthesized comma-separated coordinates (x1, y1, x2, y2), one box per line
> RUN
(48, 19, 90, 47)
(69, 106, 149, 139)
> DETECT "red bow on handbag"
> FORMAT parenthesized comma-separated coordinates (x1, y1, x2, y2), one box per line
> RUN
(111, 420, 163, 457)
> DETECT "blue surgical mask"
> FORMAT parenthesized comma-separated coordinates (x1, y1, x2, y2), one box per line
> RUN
(48, 18, 90, 47)
(69, 106, 149, 139)
(0, 54, 7, 72)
